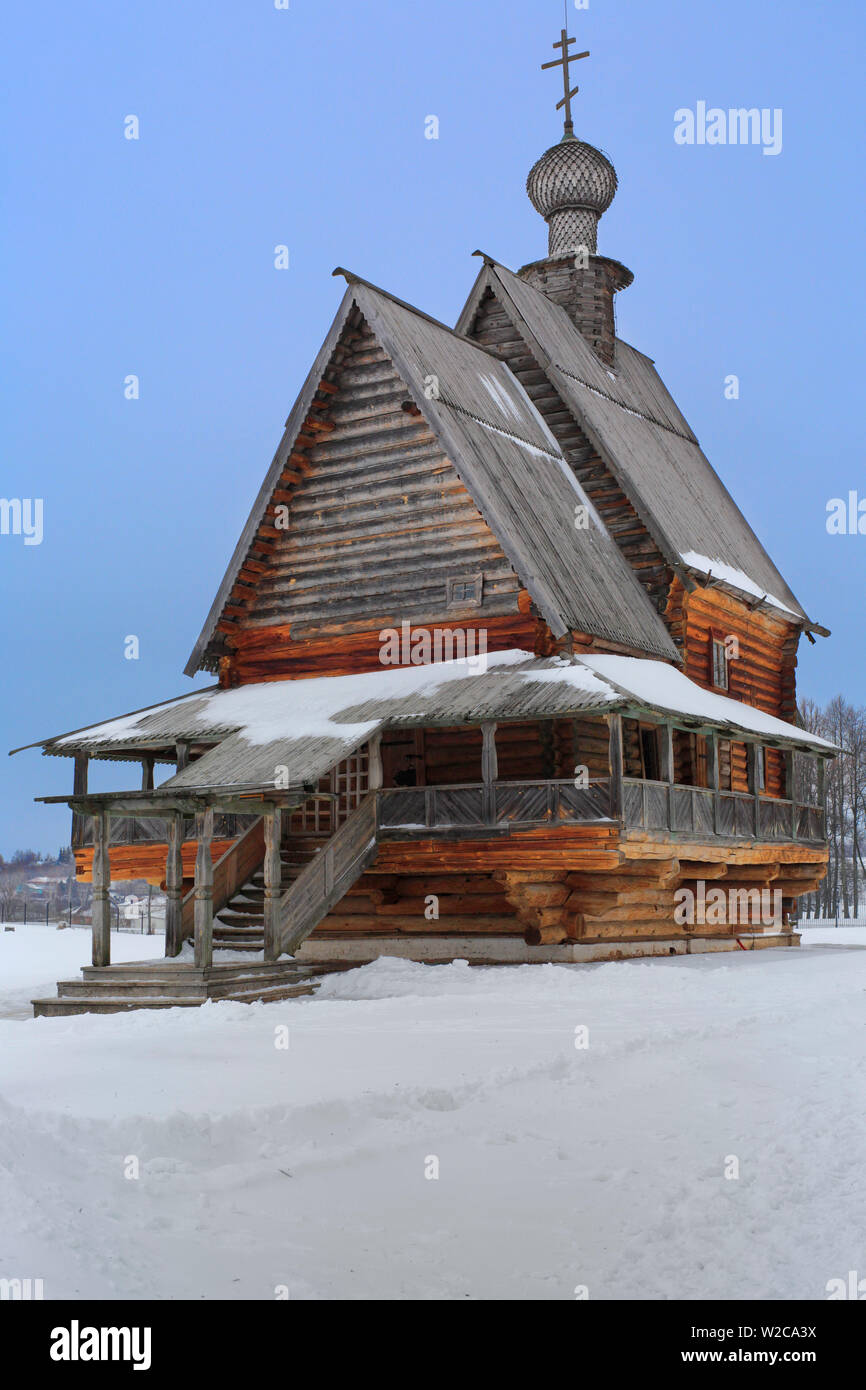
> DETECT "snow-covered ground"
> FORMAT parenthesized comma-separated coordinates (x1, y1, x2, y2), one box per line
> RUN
(0, 924, 164, 1019)
(1, 927, 866, 1300)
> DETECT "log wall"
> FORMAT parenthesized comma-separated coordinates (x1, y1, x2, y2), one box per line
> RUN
(74, 840, 236, 887)
(220, 310, 536, 682)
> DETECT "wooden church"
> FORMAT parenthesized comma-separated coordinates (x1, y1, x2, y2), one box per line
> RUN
(14, 29, 835, 1014)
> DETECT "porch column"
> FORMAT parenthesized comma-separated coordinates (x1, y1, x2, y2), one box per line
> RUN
(72, 754, 89, 849)
(176, 740, 190, 773)
(141, 756, 155, 792)
(708, 732, 720, 835)
(91, 809, 111, 967)
(164, 813, 184, 958)
(481, 722, 498, 825)
(785, 749, 797, 840)
(368, 733, 383, 791)
(263, 806, 282, 963)
(607, 714, 624, 822)
(193, 807, 214, 969)
(747, 744, 761, 838)
(660, 724, 675, 831)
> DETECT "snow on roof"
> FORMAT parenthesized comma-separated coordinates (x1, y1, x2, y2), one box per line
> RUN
(573, 654, 837, 751)
(679, 552, 801, 621)
(28, 649, 835, 787)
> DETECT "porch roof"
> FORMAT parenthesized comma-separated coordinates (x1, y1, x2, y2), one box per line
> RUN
(11, 651, 836, 797)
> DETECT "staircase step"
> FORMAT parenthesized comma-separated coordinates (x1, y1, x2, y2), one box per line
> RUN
(37, 963, 327, 1014)
(58, 978, 208, 999)
(216, 910, 265, 927)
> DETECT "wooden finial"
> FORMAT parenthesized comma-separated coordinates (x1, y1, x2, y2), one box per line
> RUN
(541, 27, 590, 137)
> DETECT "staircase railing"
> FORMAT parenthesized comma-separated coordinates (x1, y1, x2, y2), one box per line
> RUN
(180, 816, 265, 943)
(274, 794, 379, 958)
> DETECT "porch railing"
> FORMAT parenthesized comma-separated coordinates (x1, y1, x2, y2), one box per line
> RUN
(276, 793, 379, 957)
(377, 779, 613, 833)
(621, 779, 825, 842)
(76, 812, 257, 848)
(376, 778, 825, 843)
(180, 816, 266, 943)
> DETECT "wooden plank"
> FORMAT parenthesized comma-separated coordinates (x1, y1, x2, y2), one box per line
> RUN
(164, 815, 184, 957)
(91, 811, 111, 967)
(193, 808, 215, 969)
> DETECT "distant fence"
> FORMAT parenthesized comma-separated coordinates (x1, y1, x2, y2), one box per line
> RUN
(796, 913, 866, 929)
(0, 900, 164, 933)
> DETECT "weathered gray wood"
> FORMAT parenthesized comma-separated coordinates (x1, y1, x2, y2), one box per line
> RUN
(481, 722, 498, 823)
(659, 725, 674, 785)
(71, 754, 89, 849)
(262, 808, 282, 963)
(368, 734, 383, 791)
(709, 732, 720, 836)
(785, 750, 797, 841)
(73, 754, 89, 795)
(91, 810, 111, 967)
(141, 756, 155, 792)
(164, 815, 184, 958)
(278, 795, 378, 957)
(747, 744, 762, 837)
(175, 741, 190, 772)
(193, 808, 214, 968)
(607, 714, 624, 821)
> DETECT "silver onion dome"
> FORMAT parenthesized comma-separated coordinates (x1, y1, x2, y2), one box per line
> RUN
(526, 133, 618, 258)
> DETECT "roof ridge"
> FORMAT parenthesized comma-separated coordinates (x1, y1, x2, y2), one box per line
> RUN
(333, 267, 504, 360)
(552, 362, 698, 444)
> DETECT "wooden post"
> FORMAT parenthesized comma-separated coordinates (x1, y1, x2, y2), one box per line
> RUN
(91, 809, 111, 967)
(72, 754, 89, 849)
(141, 756, 155, 792)
(481, 722, 498, 825)
(709, 732, 720, 836)
(263, 807, 282, 963)
(659, 724, 674, 831)
(164, 814, 184, 958)
(176, 741, 190, 773)
(817, 757, 826, 838)
(607, 714, 624, 822)
(747, 744, 761, 838)
(785, 749, 797, 841)
(193, 807, 214, 969)
(368, 733, 383, 791)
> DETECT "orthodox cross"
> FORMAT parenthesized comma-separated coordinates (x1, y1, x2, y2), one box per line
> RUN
(541, 28, 590, 137)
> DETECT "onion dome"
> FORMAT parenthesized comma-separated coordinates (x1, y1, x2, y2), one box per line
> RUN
(526, 133, 618, 258)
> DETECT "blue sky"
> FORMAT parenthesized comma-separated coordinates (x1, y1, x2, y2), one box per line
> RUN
(2, 0, 864, 857)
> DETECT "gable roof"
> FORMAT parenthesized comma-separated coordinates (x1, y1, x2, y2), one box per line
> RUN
(184, 272, 679, 675)
(457, 257, 823, 632)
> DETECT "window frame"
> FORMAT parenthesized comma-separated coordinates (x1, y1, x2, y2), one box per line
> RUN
(446, 574, 483, 609)
(710, 632, 729, 691)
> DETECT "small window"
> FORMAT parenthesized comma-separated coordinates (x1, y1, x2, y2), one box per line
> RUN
(711, 638, 729, 691)
(447, 575, 482, 607)
(754, 746, 765, 793)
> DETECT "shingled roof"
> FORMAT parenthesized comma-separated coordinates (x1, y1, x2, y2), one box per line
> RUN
(457, 257, 821, 631)
(184, 274, 679, 675)
(13, 651, 835, 798)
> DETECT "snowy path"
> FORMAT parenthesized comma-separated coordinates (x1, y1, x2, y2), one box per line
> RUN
(1, 935, 865, 1300)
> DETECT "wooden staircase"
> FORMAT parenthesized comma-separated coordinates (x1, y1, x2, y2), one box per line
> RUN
(31, 960, 330, 1017)
(213, 834, 330, 953)
(32, 798, 381, 1017)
